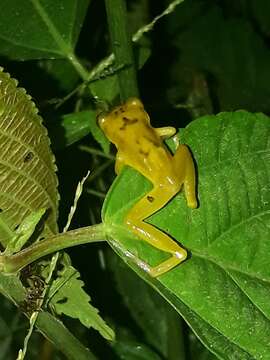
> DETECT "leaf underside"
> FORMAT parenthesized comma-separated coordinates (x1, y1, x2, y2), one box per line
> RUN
(0, 67, 113, 346)
(102, 111, 270, 359)
(0, 67, 59, 247)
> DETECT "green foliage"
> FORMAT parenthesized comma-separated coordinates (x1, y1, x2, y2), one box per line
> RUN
(88, 113, 110, 154)
(109, 253, 186, 360)
(167, 0, 270, 113)
(0, 68, 111, 359)
(0, 0, 89, 60)
(103, 111, 270, 359)
(47, 264, 114, 340)
(0, 0, 270, 359)
(4, 208, 46, 255)
(0, 68, 58, 247)
(50, 110, 110, 152)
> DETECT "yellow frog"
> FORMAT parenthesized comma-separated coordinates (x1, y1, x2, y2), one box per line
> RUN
(98, 98, 197, 277)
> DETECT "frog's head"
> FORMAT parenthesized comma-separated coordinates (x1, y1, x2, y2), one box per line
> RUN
(97, 98, 150, 144)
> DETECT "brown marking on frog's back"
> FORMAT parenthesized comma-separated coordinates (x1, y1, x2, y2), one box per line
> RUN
(139, 149, 149, 157)
(119, 117, 139, 130)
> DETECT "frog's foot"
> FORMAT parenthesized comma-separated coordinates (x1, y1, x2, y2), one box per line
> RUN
(147, 249, 187, 277)
(126, 218, 188, 277)
(108, 237, 186, 278)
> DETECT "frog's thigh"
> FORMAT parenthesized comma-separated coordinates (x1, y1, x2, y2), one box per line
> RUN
(126, 185, 178, 221)
(173, 144, 197, 209)
(125, 187, 187, 277)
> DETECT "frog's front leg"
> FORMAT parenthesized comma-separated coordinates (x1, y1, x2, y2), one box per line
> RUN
(115, 151, 125, 174)
(155, 126, 176, 139)
(125, 186, 187, 277)
(173, 144, 197, 209)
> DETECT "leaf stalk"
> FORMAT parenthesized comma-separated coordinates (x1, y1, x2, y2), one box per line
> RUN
(0, 224, 106, 274)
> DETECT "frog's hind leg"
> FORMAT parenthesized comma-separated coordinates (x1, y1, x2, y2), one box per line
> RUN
(125, 186, 187, 277)
(173, 144, 198, 209)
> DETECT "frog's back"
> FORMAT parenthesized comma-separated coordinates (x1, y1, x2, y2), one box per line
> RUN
(98, 98, 177, 185)
(124, 122, 176, 184)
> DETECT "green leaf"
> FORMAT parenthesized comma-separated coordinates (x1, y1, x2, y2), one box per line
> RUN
(169, 3, 270, 112)
(4, 208, 46, 255)
(250, 0, 270, 37)
(36, 311, 97, 360)
(0, 0, 89, 60)
(89, 113, 110, 154)
(90, 45, 151, 104)
(0, 273, 25, 303)
(189, 328, 218, 360)
(0, 68, 59, 247)
(112, 340, 162, 360)
(90, 72, 119, 105)
(51, 109, 110, 153)
(0, 68, 97, 359)
(102, 111, 270, 359)
(0, 313, 12, 359)
(109, 253, 185, 359)
(38, 59, 80, 92)
(47, 264, 115, 341)
(50, 111, 94, 150)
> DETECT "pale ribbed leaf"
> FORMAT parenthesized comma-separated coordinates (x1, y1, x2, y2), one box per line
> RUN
(0, 67, 59, 247)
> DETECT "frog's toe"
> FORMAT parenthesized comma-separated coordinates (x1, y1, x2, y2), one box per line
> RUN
(188, 199, 198, 209)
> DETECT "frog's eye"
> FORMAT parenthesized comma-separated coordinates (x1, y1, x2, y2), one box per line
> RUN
(97, 111, 107, 128)
(126, 97, 144, 108)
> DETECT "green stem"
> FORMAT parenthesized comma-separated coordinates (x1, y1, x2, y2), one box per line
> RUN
(67, 53, 89, 82)
(0, 224, 106, 274)
(37, 312, 98, 360)
(105, 0, 139, 101)
(0, 271, 97, 359)
(89, 0, 184, 85)
(79, 145, 115, 160)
